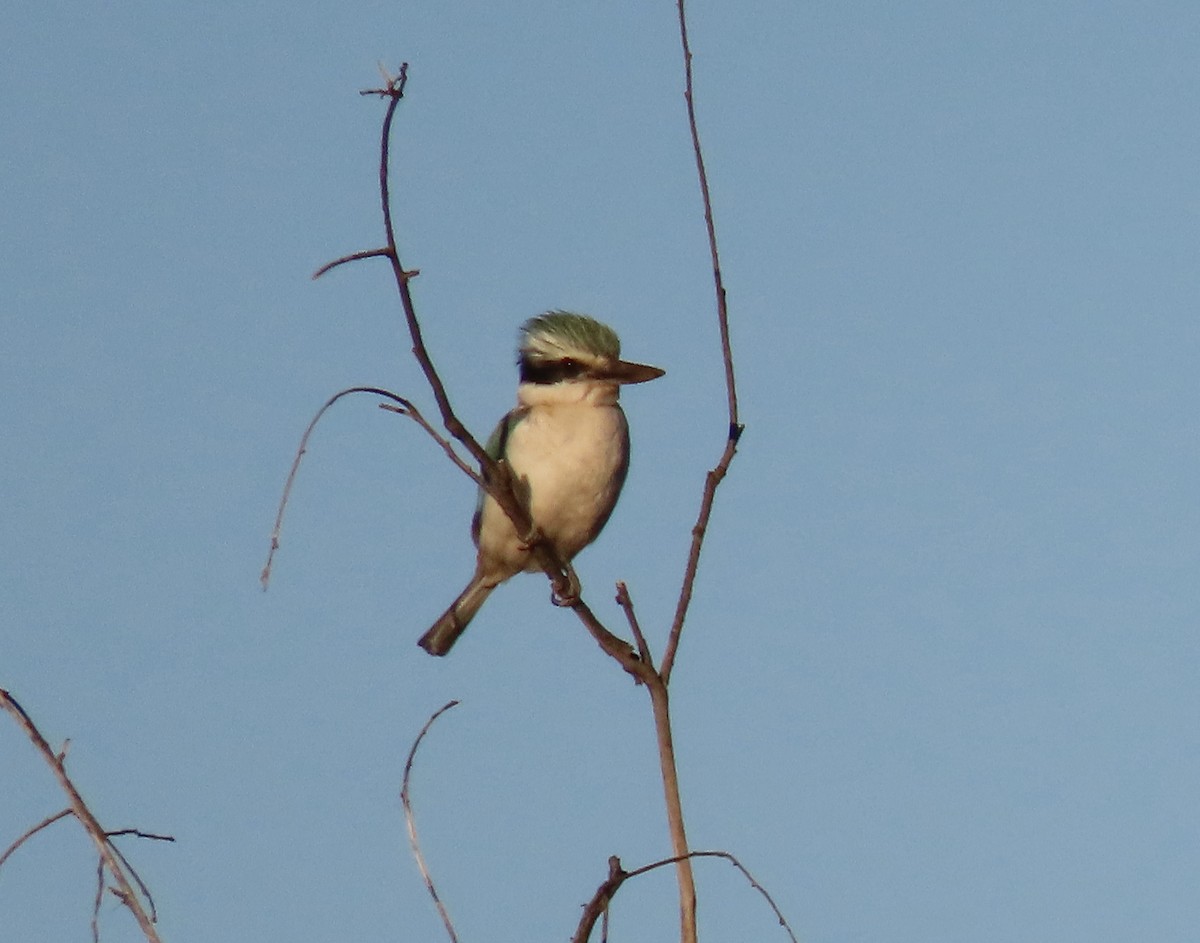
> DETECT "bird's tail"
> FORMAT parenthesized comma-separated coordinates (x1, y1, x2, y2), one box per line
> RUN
(418, 575, 495, 656)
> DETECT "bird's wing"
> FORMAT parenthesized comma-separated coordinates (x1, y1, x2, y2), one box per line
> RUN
(585, 407, 631, 543)
(471, 408, 527, 545)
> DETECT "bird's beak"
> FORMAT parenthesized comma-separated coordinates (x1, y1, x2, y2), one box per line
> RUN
(599, 358, 666, 385)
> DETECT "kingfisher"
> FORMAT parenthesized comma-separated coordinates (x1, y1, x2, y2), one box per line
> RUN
(418, 311, 665, 655)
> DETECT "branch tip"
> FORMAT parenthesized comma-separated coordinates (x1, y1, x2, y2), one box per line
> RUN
(402, 700, 462, 943)
(312, 247, 393, 280)
(361, 61, 410, 99)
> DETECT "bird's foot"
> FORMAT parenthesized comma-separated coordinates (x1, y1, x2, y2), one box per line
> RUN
(518, 524, 546, 552)
(551, 561, 582, 607)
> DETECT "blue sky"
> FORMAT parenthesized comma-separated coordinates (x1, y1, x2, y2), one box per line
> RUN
(4, 1, 1200, 940)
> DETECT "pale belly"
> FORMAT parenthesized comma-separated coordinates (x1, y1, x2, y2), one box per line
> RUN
(475, 403, 629, 578)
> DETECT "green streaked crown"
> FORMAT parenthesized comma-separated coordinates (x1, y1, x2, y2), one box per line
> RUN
(519, 311, 621, 364)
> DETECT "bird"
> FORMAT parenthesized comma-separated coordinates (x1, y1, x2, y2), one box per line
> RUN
(418, 310, 665, 655)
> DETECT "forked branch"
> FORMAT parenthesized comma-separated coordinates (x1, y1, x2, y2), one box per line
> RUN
(0, 809, 73, 870)
(572, 850, 798, 943)
(279, 3, 742, 933)
(260, 385, 488, 589)
(1, 690, 170, 943)
(297, 67, 650, 680)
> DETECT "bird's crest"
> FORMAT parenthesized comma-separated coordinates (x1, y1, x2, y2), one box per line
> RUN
(519, 311, 621, 365)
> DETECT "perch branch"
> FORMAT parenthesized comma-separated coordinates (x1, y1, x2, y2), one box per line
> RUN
(401, 700, 461, 943)
(318, 67, 611, 650)
(312, 52, 724, 943)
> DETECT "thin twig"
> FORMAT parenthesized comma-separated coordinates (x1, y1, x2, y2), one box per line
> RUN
(106, 829, 176, 843)
(91, 857, 104, 943)
(377, 402, 483, 486)
(1, 690, 163, 943)
(0, 808, 73, 870)
(365, 66, 490, 472)
(660, 0, 744, 687)
(261, 385, 482, 588)
(401, 700, 461, 943)
(627, 851, 798, 943)
(573, 850, 798, 943)
(105, 837, 162, 922)
(615, 581, 653, 667)
(312, 247, 398, 280)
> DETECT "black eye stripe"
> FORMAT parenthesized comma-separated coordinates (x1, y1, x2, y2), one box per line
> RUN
(520, 357, 589, 384)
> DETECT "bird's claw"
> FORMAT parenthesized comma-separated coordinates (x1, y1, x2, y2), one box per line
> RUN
(551, 562, 582, 607)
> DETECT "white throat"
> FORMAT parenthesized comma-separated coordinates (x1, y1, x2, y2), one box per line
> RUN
(517, 380, 620, 409)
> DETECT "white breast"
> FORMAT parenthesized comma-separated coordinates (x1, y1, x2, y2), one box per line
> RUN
(475, 383, 629, 577)
(512, 400, 627, 556)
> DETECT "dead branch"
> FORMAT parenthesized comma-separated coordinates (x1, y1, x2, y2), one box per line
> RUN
(401, 700, 461, 943)
(615, 581, 653, 666)
(303, 67, 653, 684)
(332, 59, 698, 939)
(105, 829, 176, 843)
(261, 385, 485, 589)
(0, 808, 72, 870)
(312, 248, 399, 280)
(297, 8, 741, 931)
(1, 690, 166, 943)
(660, 0, 744, 687)
(573, 851, 798, 943)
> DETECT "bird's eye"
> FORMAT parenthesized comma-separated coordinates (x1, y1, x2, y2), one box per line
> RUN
(561, 358, 577, 370)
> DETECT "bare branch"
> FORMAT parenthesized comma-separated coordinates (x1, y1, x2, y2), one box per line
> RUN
(311, 247, 397, 280)
(366, 67, 492, 472)
(573, 850, 798, 943)
(401, 700, 461, 943)
(660, 0, 744, 686)
(0, 690, 164, 943)
(645, 675, 696, 941)
(106, 829, 176, 843)
(377, 402, 483, 487)
(91, 857, 104, 943)
(315, 55, 733, 943)
(104, 836, 163, 923)
(629, 851, 798, 943)
(660, 438, 739, 686)
(574, 855, 626, 943)
(615, 582, 653, 667)
(0, 808, 73, 870)
(675, 0, 738, 430)
(261, 385, 479, 588)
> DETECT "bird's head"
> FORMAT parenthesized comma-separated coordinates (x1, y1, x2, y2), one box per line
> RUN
(517, 311, 665, 388)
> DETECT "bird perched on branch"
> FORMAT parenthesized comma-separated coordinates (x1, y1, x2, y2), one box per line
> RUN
(419, 311, 665, 655)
